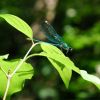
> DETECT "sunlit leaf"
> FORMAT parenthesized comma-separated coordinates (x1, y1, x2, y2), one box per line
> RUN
(0, 58, 34, 97)
(40, 43, 80, 73)
(48, 58, 72, 88)
(80, 70, 100, 89)
(0, 14, 33, 40)
(0, 54, 9, 59)
(39, 43, 73, 87)
(26, 42, 100, 89)
(39, 43, 100, 89)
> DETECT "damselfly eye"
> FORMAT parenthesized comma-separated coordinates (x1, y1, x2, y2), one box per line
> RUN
(68, 47, 73, 52)
(65, 47, 72, 54)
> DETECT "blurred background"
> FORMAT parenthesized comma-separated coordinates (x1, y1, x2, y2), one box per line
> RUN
(0, 0, 100, 100)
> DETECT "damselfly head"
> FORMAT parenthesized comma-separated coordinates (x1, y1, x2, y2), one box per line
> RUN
(68, 47, 73, 52)
(62, 42, 72, 52)
(65, 47, 72, 54)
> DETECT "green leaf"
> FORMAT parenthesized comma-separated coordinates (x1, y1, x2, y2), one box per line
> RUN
(0, 54, 9, 59)
(39, 42, 100, 89)
(0, 58, 34, 97)
(40, 42, 64, 55)
(26, 42, 100, 89)
(0, 14, 33, 40)
(80, 70, 100, 89)
(40, 43, 80, 73)
(39, 43, 74, 87)
(48, 58, 72, 88)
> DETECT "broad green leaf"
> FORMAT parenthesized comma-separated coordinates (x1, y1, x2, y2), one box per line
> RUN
(39, 43, 74, 87)
(48, 58, 72, 88)
(0, 14, 33, 40)
(38, 42, 100, 89)
(40, 42, 80, 73)
(26, 42, 100, 89)
(33, 52, 100, 89)
(40, 42, 64, 55)
(80, 70, 100, 89)
(0, 58, 34, 97)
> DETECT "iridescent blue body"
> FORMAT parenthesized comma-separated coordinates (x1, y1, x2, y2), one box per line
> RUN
(41, 21, 72, 52)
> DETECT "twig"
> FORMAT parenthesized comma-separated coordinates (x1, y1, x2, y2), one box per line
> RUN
(2, 42, 38, 100)
(11, 43, 37, 76)
(3, 75, 11, 100)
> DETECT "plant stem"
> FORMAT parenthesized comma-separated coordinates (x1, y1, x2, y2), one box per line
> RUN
(11, 43, 37, 77)
(3, 43, 38, 100)
(3, 75, 11, 100)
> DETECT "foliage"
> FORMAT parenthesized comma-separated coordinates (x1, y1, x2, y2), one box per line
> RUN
(0, 55, 33, 97)
(0, 14, 100, 100)
(0, 0, 100, 99)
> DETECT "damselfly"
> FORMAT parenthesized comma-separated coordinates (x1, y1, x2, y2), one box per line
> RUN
(34, 21, 72, 52)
